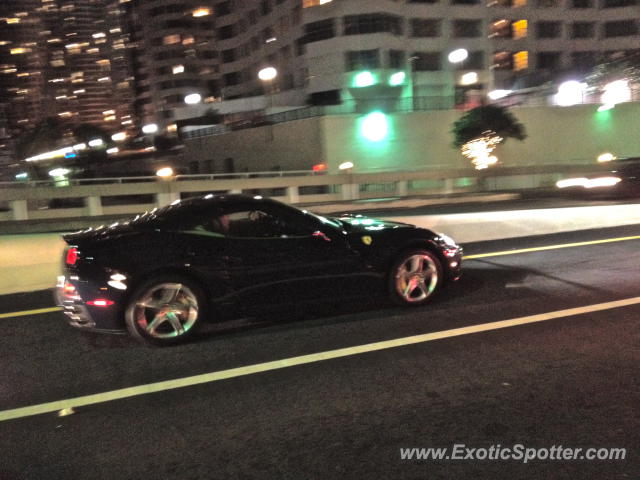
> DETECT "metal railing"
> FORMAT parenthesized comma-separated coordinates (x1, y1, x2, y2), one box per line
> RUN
(0, 169, 325, 189)
(183, 96, 455, 140)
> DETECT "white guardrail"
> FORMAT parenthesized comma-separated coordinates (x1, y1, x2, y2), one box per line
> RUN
(0, 165, 595, 222)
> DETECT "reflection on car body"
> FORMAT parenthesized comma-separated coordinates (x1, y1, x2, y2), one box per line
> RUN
(55, 194, 463, 345)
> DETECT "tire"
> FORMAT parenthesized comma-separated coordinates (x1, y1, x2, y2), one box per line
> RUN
(388, 249, 442, 307)
(124, 275, 207, 346)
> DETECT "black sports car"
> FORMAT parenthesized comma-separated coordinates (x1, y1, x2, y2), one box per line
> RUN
(56, 194, 462, 345)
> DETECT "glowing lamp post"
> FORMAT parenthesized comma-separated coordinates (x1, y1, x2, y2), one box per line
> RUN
(156, 167, 174, 178)
(184, 93, 202, 105)
(258, 67, 278, 111)
(448, 48, 469, 64)
(448, 48, 468, 107)
(142, 123, 158, 135)
(600, 80, 631, 111)
(258, 67, 278, 140)
(258, 67, 277, 82)
(555, 81, 586, 107)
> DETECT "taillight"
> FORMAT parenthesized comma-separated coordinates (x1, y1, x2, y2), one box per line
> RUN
(66, 247, 78, 265)
(87, 299, 114, 307)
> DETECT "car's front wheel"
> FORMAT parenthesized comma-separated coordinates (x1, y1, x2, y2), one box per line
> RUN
(124, 275, 206, 346)
(388, 249, 442, 306)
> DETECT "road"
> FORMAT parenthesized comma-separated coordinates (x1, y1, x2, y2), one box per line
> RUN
(0, 224, 639, 479)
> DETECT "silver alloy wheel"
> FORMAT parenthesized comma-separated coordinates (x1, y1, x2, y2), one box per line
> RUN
(133, 283, 199, 339)
(394, 254, 439, 303)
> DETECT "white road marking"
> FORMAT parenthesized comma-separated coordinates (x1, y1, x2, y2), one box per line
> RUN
(2, 295, 640, 422)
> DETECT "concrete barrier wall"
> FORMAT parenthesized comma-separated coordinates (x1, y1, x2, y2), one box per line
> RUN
(184, 103, 640, 173)
(0, 234, 66, 295)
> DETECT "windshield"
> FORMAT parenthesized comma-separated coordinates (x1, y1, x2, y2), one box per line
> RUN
(302, 210, 342, 229)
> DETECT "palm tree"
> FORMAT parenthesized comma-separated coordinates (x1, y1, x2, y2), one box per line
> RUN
(451, 105, 526, 169)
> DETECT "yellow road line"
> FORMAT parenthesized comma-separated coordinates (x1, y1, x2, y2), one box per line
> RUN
(2, 295, 640, 422)
(463, 235, 640, 260)
(0, 306, 61, 319)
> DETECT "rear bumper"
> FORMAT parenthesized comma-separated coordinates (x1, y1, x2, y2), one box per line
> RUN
(54, 276, 126, 333)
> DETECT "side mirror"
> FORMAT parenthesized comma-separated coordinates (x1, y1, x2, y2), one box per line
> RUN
(312, 230, 332, 242)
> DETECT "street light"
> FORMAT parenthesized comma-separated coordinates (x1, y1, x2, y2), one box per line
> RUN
(142, 123, 158, 134)
(258, 66, 278, 110)
(184, 93, 202, 105)
(448, 48, 468, 107)
(408, 55, 418, 111)
(448, 48, 468, 64)
(258, 67, 278, 140)
(156, 167, 174, 178)
(555, 81, 586, 107)
(258, 66, 277, 82)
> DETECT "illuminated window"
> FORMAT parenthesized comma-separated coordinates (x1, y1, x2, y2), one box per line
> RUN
(10, 48, 31, 55)
(163, 34, 181, 45)
(182, 36, 195, 45)
(512, 20, 527, 39)
(172, 65, 184, 74)
(513, 50, 528, 70)
(514, 0, 527, 5)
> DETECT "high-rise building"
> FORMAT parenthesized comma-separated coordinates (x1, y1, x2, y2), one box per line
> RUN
(211, 0, 639, 111)
(128, 0, 219, 132)
(0, 0, 48, 161)
(0, 0, 138, 165)
(2, 0, 639, 165)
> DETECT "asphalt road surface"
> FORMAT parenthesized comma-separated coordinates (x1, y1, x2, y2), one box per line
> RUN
(1, 224, 639, 479)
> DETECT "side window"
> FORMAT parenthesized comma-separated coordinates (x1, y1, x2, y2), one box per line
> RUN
(222, 207, 317, 238)
(174, 209, 229, 237)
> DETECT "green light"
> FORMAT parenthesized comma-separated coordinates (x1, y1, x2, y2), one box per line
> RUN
(354, 71, 376, 88)
(389, 71, 405, 86)
(361, 112, 388, 142)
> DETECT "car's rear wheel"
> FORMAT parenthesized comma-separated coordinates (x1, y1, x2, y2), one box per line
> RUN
(388, 249, 442, 306)
(124, 275, 206, 346)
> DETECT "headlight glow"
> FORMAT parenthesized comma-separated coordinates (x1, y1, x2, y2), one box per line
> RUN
(438, 233, 458, 247)
(584, 176, 621, 188)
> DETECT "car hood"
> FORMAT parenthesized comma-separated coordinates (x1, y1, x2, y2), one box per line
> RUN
(336, 214, 414, 233)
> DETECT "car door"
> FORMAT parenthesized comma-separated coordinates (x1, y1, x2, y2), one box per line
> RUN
(218, 202, 368, 305)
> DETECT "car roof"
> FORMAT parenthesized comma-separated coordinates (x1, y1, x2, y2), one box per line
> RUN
(131, 193, 282, 225)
